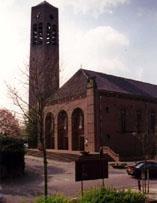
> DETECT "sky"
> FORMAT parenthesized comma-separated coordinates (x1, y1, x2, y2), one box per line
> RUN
(0, 0, 157, 120)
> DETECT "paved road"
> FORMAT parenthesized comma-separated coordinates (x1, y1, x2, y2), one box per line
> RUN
(0, 155, 157, 202)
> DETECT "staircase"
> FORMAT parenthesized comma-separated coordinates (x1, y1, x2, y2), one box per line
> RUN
(27, 147, 119, 162)
(102, 146, 119, 162)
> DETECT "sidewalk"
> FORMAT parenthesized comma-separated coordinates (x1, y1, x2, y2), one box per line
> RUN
(147, 188, 157, 202)
(132, 186, 157, 202)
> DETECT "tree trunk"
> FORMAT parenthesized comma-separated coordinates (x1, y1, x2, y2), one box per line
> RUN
(43, 145, 48, 199)
(38, 101, 48, 200)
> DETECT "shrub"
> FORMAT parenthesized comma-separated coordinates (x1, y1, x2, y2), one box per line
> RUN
(0, 135, 25, 153)
(80, 188, 146, 203)
(34, 189, 146, 203)
(0, 134, 25, 179)
(34, 195, 70, 203)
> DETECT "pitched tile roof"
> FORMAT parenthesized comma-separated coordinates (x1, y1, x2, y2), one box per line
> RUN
(84, 69, 157, 99)
(46, 69, 157, 105)
(46, 69, 88, 104)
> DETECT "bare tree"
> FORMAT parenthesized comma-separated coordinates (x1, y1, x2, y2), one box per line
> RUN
(7, 61, 49, 199)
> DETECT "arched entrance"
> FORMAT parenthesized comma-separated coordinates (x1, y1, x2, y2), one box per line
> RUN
(72, 108, 84, 151)
(57, 110, 68, 149)
(45, 113, 54, 149)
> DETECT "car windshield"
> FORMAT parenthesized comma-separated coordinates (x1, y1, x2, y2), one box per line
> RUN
(136, 163, 144, 168)
(135, 161, 143, 166)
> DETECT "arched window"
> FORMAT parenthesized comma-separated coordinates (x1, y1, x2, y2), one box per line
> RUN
(72, 108, 84, 151)
(57, 110, 68, 150)
(45, 113, 54, 149)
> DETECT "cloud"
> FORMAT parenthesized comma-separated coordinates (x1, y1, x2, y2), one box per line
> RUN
(60, 25, 130, 83)
(0, 2, 29, 114)
(0, 0, 15, 8)
(65, 0, 128, 15)
(0, 0, 130, 113)
(41, 0, 129, 16)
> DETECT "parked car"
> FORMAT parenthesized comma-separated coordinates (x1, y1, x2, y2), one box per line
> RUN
(127, 161, 157, 179)
(111, 162, 127, 169)
(126, 161, 144, 175)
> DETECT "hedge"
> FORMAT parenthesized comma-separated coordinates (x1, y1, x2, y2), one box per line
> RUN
(0, 135, 25, 179)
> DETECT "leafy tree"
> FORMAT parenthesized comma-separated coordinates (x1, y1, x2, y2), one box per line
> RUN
(0, 108, 20, 137)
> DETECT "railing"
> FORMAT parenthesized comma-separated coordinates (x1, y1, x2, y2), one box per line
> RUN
(103, 146, 119, 162)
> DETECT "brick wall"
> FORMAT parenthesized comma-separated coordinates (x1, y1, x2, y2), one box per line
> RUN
(95, 92, 157, 159)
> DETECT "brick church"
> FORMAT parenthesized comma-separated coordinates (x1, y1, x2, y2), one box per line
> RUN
(29, 1, 157, 160)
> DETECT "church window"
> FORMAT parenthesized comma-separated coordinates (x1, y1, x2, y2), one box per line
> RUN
(32, 23, 43, 45)
(121, 109, 126, 132)
(46, 23, 57, 45)
(45, 113, 54, 149)
(72, 108, 84, 151)
(38, 23, 43, 45)
(46, 23, 52, 45)
(36, 12, 40, 20)
(136, 110, 142, 133)
(106, 107, 109, 113)
(58, 110, 68, 150)
(51, 24, 57, 45)
(32, 24, 38, 45)
(49, 14, 54, 20)
(150, 111, 156, 132)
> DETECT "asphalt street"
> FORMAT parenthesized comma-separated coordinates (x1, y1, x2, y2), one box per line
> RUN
(0, 155, 157, 203)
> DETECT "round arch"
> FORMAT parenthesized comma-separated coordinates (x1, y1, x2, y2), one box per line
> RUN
(45, 112, 54, 149)
(72, 108, 84, 151)
(57, 110, 68, 150)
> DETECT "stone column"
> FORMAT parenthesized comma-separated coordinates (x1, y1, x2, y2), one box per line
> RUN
(68, 111, 72, 151)
(54, 112, 58, 149)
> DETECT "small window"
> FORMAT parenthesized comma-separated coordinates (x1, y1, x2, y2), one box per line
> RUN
(150, 111, 155, 132)
(136, 110, 142, 133)
(51, 24, 57, 45)
(49, 14, 54, 20)
(121, 109, 126, 132)
(38, 23, 43, 45)
(46, 23, 57, 46)
(106, 107, 109, 113)
(46, 23, 52, 45)
(32, 24, 38, 45)
(32, 23, 43, 45)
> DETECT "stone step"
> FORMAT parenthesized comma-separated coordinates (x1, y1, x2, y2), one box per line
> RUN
(26, 149, 80, 162)
(26, 149, 117, 163)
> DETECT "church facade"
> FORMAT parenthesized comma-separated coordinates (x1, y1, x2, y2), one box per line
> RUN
(29, 1, 157, 160)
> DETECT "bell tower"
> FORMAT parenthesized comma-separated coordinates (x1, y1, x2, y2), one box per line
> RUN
(29, 1, 59, 107)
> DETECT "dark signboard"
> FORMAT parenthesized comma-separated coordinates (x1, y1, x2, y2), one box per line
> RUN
(75, 154, 108, 181)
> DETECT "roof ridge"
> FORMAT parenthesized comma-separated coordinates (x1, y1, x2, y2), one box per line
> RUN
(46, 69, 87, 104)
(84, 68, 157, 87)
(81, 69, 89, 79)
